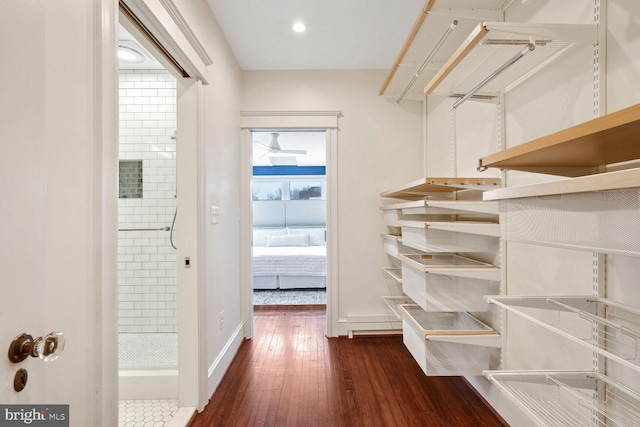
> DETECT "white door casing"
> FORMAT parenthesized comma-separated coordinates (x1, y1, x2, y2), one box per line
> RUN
(240, 112, 341, 338)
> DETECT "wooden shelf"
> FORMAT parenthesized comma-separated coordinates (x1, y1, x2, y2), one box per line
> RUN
(424, 22, 597, 99)
(381, 177, 501, 200)
(478, 103, 640, 176)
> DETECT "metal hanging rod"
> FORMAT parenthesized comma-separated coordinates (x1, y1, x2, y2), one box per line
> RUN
(118, 226, 171, 232)
(449, 94, 497, 101)
(451, 43, 535, 110)
(395, 20, 459, 105)
(481, 38, 550, 46)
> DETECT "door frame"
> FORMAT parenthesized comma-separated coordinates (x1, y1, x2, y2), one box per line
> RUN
(240, 112, 341, 337)
(114, 0, 211, 412)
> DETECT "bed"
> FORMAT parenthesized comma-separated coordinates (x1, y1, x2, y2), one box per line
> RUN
(252, 227, 327, 289)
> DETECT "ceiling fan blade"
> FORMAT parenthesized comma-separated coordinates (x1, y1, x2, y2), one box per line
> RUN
(253, 140, 275, 152)
(279, 149, 307, 155)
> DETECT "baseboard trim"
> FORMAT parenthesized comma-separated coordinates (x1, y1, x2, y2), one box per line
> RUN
(338, 314, 402, 337)
(206, 321, 245, 398)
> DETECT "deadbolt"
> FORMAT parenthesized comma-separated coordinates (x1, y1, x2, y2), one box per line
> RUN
(13, 368, 28, 392)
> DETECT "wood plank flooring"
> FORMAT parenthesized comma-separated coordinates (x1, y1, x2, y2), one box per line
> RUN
(191, 306, 508, 427)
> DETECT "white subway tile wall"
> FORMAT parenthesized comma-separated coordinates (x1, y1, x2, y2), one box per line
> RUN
(118, 70, 177, 334)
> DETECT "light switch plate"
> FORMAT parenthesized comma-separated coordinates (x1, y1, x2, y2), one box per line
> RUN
(210, 206, 220, 224)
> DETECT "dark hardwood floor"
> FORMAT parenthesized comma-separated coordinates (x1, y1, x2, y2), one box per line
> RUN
(191, 306, 508, 427)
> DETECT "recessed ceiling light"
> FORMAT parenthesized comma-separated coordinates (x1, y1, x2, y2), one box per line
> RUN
(292, 22, 306, 33)
(118, 46, 144, 63)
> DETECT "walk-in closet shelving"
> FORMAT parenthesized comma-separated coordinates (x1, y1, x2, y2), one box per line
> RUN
(477, 102, 640, 425)
(380, 177, 501, 376)
(483, 371, 640, 427)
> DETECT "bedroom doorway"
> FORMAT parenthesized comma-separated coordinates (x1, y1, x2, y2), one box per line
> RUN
(251, 131, 327, 307)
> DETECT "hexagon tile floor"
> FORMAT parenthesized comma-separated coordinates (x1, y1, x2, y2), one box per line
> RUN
(119, 400, 178, 427)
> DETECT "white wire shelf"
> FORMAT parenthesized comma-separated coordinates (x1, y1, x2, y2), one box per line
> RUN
(382, 267, 403, 284)
(382, 296, 414, 320)
(490, 186, 640, 257)
(484, 371, 640, 427)
(486, 296, 640, 374)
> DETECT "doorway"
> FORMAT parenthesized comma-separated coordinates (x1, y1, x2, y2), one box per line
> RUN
(251, 131, 327, 307)
(240, 112, 341, 338)
(116, 21, 179, 405)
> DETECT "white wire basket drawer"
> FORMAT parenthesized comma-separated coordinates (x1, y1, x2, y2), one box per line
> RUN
(381, 233, 402, 258)
(399, 254, 500, 312)
(382, 267, 402, 285)
(484, 371, 640, 427)
(487, 296, 640, 374)
(400, 220, 500, 253)
(381, 206, 402, 227)
(499, 188, 640, 257)
(399, 304, 501, 376)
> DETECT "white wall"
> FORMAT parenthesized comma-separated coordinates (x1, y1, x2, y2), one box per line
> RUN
(242, 70, 423, 327)
(170, 0, 244, 400)
(118, 69, 178, 334)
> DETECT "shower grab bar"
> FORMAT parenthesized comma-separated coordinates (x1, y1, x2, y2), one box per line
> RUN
(118, 226, 171, 232)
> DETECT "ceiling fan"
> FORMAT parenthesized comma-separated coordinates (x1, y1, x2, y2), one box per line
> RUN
(254, 133, 307, 156)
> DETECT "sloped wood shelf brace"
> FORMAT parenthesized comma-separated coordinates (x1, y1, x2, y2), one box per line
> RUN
(395, 20, 459, 105)
(424, 22, 597, 104)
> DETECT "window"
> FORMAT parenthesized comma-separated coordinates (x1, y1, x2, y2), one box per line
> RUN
(290, 181, 322, 200)
(252, 181, 282, 201)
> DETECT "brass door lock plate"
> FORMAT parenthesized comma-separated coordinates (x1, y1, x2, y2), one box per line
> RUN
(13, 368, 28, 392)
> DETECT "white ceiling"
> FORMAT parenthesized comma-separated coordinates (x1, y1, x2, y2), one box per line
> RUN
(206, 0, 425, 70)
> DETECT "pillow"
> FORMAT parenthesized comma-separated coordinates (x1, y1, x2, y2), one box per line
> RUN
(253, 229, 286, 246)
(288, 228, 326, 246)
(267, 234, 310, 247)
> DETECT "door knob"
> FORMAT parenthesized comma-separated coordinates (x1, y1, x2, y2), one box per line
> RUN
(8, 332, 65, 363)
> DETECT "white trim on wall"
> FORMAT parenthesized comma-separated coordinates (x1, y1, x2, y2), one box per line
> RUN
(240, 111, 341, 337)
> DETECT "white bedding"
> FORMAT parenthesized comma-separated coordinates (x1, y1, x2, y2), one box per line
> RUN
(252, 245, 326, 277)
